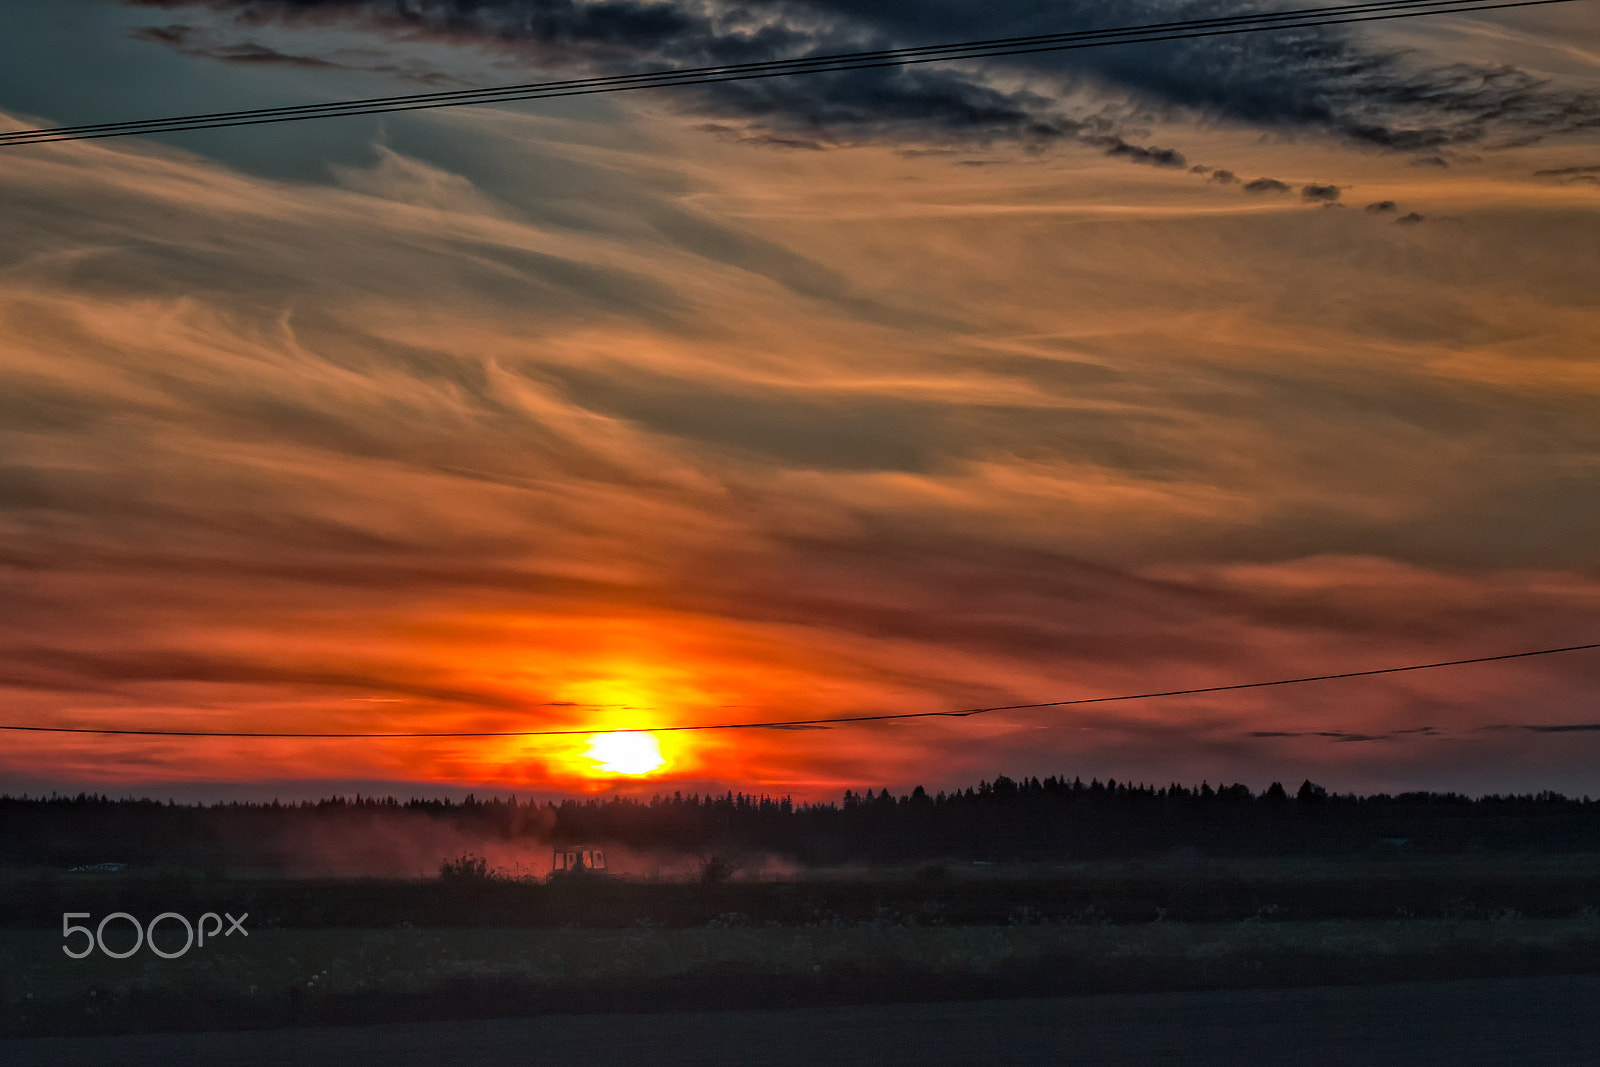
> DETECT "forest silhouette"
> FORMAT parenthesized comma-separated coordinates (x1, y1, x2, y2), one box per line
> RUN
(5, 775, 1598, 869)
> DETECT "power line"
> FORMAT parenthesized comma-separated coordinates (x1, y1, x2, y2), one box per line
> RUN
(4, 639, 1596, 739)
(0, 0, 1580, 146)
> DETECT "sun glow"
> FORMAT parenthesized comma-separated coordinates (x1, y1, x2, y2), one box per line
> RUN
(583, 731, 666, 776)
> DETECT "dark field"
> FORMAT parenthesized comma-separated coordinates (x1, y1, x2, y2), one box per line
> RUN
(10, 790, 1600, 1040)
(7, 975, 1600, 1066)
(7, 856, 1600, 1038)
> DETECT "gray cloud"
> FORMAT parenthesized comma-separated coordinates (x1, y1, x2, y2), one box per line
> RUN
(121, 0, 1600, 157)
(1090, 136, 1188, 168)
(1300, 182, 1341, 202)
(1248, 730, 1393, 742)
(129, 21, 468, 82)
(1243, 176, 1291, 194)
(130, 24, 338, 67)
(1533, 164, 1600, 187)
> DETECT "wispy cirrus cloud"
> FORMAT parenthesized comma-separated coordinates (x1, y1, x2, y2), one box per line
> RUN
(3, 87, 1600, 797)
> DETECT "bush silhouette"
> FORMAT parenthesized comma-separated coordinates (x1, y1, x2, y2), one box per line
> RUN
(439, 853, 494, 882)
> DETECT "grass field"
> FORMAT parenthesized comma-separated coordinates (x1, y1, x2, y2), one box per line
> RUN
(7, 855, 1600, 1037)
(7, 912, 1600, 1037)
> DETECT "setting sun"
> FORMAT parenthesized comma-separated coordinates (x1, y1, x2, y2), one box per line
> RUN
(583, 732, 666, 776)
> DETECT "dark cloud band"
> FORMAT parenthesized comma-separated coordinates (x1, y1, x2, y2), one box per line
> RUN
(120, 0, 1600, 154)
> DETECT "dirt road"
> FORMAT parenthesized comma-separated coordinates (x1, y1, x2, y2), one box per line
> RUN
(6, 973, 1598, 1066)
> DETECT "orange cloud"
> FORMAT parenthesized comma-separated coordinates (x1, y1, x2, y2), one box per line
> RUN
(1, 103, 1598, 800)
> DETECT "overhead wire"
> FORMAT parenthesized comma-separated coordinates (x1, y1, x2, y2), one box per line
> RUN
(3, 640, 1596, 738)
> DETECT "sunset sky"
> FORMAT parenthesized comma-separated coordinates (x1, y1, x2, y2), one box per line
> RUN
(0, 0, 1597, 801)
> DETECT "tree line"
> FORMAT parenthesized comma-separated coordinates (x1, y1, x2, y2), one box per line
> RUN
(3, 774, 1598, 868)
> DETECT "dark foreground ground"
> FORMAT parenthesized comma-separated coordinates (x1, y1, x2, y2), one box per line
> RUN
(5, 973, 1599, 1067)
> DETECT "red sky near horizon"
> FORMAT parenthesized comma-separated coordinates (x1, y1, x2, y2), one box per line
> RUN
(0, 0, 1598, 801)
